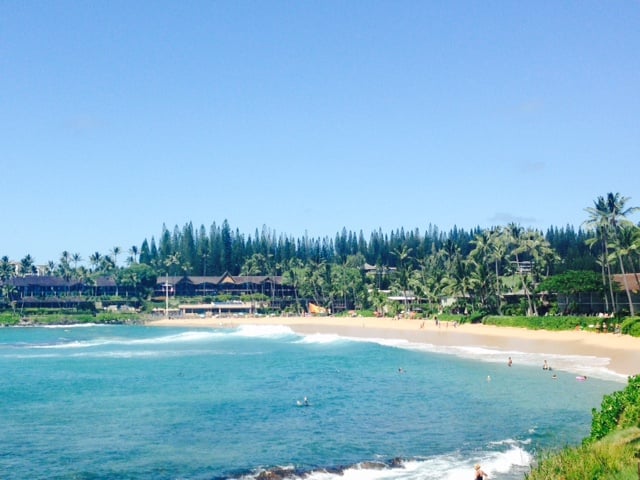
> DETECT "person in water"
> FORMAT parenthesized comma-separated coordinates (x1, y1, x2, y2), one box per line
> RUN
(474, 463, 488, 479)
(507, 357, 512, 367)
(543, 360, 550, 370)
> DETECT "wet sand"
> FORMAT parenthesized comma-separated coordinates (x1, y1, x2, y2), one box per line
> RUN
(145, 315, 640, 378)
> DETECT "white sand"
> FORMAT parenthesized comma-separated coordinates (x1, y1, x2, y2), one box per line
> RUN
(145, 315, 640, 378)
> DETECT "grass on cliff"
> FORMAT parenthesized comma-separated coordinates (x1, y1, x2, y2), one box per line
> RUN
(525, 428, 640, 480)
(527, 375, 640, 480)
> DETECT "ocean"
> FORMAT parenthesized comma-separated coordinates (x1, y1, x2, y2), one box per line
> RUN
(0, 324, 624, 480)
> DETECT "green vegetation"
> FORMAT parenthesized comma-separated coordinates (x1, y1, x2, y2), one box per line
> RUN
(0, 311, 143, 326)
(0, 193, 639, 477)
(526, 376, 640, 480)
(526, 429, 640, 480)
(537, 270, 605, 295)
(1, 191, 639, 321)
(483, 315, 593, 331)
(621, 317, 640, 336)
(587, 375, 640, 443)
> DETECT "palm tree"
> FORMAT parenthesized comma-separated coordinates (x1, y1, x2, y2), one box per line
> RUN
(45, 261, 56, 276)
(584, 193, 639, 315)
(488, 227, 509, 315)
(18, 255, 36, 276)
(416, 253, 446, 314)
(468, 258, 495, 312)
(60, 251, 71, 268)
(111, 246, 121, 268)
(392, 246, 414, 314)
(0, 256, 15, 281)
(470, 230, 502, 313)
(505, 224, 537, 316)
(89, 252, 102, 272)
(100, 255, 116, 273)
(330, 264, 351, 312)
(128, 246, 139, 264)
(281, 258, 304, 314)
(300, 259, 329, 309)
(609, 223, 640, 316)
(240, 253, 268, 276)
(71, 253, 83, 270)
(164, 253, 182, 276)
(470, 231, 492, 265)
(624, 225, 640, 290)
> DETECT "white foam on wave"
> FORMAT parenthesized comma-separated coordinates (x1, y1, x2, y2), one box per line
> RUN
(232, 324, 297, 338)
(336, 335, 625, 382)
(130, 331, 221, 344)
(299, 442, 532, 480)
(434, 344, 625, 382)
(41, 323, 107, 329)
(296, 333, 347, 344)
(289, 329, 624, 381)
(33, 339, 110, 349)
(31, 330, 222, 350)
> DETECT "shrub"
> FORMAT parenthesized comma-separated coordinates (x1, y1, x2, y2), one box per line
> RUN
(468, 310, 487, 324)
(586, 375, 640, 443)
(620, 316, 640, 337)
(482, 315, 587, 331)
(525, 439, 638, 480)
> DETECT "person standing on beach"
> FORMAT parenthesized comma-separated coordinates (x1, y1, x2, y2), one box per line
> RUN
(474, 463, 488, 479)
(507, 357, 512, 367)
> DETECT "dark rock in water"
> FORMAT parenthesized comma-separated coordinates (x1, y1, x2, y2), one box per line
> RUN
(252, 457, 405, 480)
(256, 466, 296, 480)
(320, 466, 345, 475)
(358, 461, 387, 470)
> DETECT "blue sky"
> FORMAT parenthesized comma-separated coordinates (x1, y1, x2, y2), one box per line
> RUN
(1, 1, 639, 265)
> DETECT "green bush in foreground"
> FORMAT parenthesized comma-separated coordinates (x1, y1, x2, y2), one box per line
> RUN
(587, 375, 640, 443)
(525, 433, 639, 480)
(527, 376, 640, 480)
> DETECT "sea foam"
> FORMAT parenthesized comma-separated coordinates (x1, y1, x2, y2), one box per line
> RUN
(232, 324, 297, 338)
(264, 442, 532, 480)
(292, 331, 625, 382)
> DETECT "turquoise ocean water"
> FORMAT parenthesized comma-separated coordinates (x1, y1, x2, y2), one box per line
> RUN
(0, 324, 624, 480)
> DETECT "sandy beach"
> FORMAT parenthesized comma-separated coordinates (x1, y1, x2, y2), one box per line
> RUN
(145, 315, 640, 378)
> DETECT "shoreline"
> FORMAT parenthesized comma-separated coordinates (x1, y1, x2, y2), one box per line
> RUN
(145, 315, 640, 379)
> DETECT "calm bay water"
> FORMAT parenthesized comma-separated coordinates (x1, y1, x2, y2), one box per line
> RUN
(0, 324, 622, 480)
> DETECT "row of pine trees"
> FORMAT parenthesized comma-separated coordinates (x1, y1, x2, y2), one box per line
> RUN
(2, 193, 638, 316)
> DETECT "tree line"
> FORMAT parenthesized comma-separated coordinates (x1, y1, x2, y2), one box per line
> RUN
(1, 193, 638, 316)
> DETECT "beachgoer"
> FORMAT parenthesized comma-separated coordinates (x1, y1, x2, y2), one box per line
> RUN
(552, 374, 557, 380)
(543, 360, 549, 370)
(474, 463, 488, 479)
(507, 357, 512, 367)
(303, 396, 309, 406)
